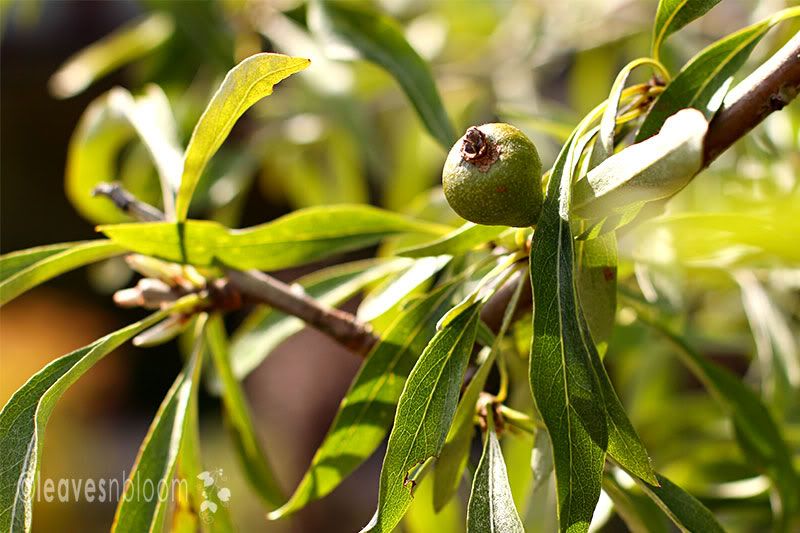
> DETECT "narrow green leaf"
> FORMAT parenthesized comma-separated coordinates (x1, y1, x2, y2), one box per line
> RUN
(229, 258, 409, 382)
(635, 474, 724, 533)
(632, 211, 800, 268)
(530, 128, 656, 531)
(651, 0, 722, 61)
(105, 85, 183, 217)
(270, 280, 462, 519)
(49, 13, 174, 98)
(309, 0, 455, 148)
(174, 53, 310, 221)
(397, 223, 507, 258)
(642, 317, 800, 527)
(206, 314, 284, 507)
(434, 275, 526, 511)
(467, 410, 525, 533)
(362, 303, 482, 532)
(0, 242, 82, 282)
(66, 85, 182, 223)
(639, 8, 800, 141)
(528, 134, 609, 533)
(590, 58, 667, 169)
(0, 308, 170, 532)
(100, 205, 448, 271)
(737, 272, 800, 418)
(0, 240, 124, 306)
(602, 473, 670, 533)
(358, 255, 450, 323)
(112, 327, 204, 532)
(177, 318, 237, 532)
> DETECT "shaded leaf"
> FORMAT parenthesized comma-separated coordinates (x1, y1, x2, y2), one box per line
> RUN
(66, 85, 182, 223)
(361, 303, 482, 532)
(643, 317, 799, 527)
(602, 473, 670, 533)
(466, 410, 524, 533)
(309, 0, 455, 148)
(397, 223, 507, 258)
(737, 272, 800, 417)
(576, 232, 617, 356)
(0, 240, 124, 306)
(530, 129, 656, 531)
(206, 314, 284, 507)
(651, 0, 722, 60)
(0, 308, 171, 532)
(528, 133, 609, 533)
(100, 205, 448, 271)
(270, 280, 463, 519)
(229, 258, 409, 382)
(174, 53, 310, 221)
(49, 12, 174, 98)
(635, 474, 724, 533)
(112, 325, 204, 532)
(638, 8, 800, 141)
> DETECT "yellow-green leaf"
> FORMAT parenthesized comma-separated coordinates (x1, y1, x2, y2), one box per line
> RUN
(174, 53, 310, 221)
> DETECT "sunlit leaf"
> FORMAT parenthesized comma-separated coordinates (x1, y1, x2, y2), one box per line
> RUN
(49, 12, 174, 98)
(177, 318, 237, 532)
(574, 109, 707, 228)
(100, 205, 448, 271)
(0, 308, 170, 532)
(0, 240, 124, 305)
(174, 53, 310, 221)
(229, 258, 410, 382)
(631, 209, 800, 269)
(434, 275, 526, 511)
(270, 280, 462, 519)
(467, 410, 524, 533)
(651, 0, 722, 61)
(639, 8, 800, 141)
(397, 223, 507, 258)
(362, 303, 481, 532)
(112, 325, 204, 532)
(308, 0, 455, 148)
(205, 314, 283, 507)
(358, 255, 450, 323)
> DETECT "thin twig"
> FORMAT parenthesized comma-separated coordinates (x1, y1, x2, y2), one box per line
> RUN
(94, 182, 379, 357)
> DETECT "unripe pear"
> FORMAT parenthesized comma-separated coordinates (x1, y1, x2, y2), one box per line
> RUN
(442, 123, 543, 227)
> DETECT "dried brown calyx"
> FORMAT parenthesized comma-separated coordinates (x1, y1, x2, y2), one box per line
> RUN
(460, 126, 500, 172)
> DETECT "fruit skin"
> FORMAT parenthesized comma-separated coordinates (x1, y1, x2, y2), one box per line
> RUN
(442, 123, 543, 227)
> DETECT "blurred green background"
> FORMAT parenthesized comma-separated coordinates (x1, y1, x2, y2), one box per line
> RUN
(1, 0, 798, 531)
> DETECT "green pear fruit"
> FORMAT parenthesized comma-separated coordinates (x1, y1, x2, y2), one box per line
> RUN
(442, 123, 543, 227)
